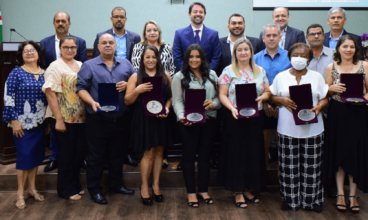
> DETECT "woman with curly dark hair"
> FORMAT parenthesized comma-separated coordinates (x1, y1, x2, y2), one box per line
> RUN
(323, 35, 368, 214)
(125, 46, 172, 206)
(2, 41, 47, 209)
(172, 44, 221, 208)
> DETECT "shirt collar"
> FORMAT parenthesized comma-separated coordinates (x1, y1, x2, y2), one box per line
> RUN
(226, 34, 247, 44)
(329, 29, 344, 39)
(191, 24, 203, 32)
(55, 33, 69, 41)
(283, 26, 287, 33)
(112, 29, 127, 37)
(321, 46, 329, 56)
(97, 56, 120, 65)
(263, 46, 281, 56)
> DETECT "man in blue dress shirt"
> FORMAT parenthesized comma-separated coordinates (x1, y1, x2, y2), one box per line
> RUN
(255, 24, 292, 166)
(77, 33, 135, 205)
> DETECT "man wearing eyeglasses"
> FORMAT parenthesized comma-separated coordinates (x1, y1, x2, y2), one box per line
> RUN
(40, 11, 87, 172)
(92, 6, 141, 62)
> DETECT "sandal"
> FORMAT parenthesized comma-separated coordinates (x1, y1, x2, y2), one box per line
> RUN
(198, 193, 214, 205)
(336, 195, 346, 212)
(244, 191, 260, 203)
(79, 190, 85, 195)
(188, 194, 199, 208)
(69, 194, 82, 201)
(348, 195, 360, 214)
(15, 195, 26, 209)
(27, 189, 45, 202)
(234, 193, 247, 209)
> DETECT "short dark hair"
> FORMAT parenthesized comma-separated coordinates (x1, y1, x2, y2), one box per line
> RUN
(273, 6, 289, 16)
(306, 24, 324, 35)
(228, 13, 245, 24)
(16, 40, 46, 69)
(112, 6, 126, 16)
(333, 35, 360, 65)
(53, 11, 71, 22)
(59, 36, 77, 48)
(287, 43, 313, 63)
(189, 2, 206, 14)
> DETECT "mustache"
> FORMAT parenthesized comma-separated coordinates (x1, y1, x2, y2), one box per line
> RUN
(58, 25, 64, 29)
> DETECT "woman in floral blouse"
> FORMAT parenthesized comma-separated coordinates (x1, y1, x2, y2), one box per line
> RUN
(217, 38, 270, 209)
(42, 36, 86, 201)
(3, 41, 47, 209)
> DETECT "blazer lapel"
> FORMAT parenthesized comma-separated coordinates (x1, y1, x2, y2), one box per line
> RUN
(185, 25, 196, 45)
(51, 35, 57, 61)
(323, 32, 330, 47)
(200, 25, 208, 46)
(126, 30, 132, 59)
(222, 38, 231, 62)
(284, 26, 292, 49)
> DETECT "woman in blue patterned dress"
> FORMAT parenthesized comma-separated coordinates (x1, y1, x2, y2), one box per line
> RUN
(2, 41, 48, 209)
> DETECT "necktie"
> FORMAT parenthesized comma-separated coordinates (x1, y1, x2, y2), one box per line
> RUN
(195, 30, 201, 44)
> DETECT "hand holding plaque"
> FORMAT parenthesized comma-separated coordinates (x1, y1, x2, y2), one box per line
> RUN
(97, 83, 119, 112)
(184, 89, 206, 123)
(235, 83, 259, 119)
(340, 73, 368, 103)
(289, 84, 318, 125)
(142, 76, 166, 117)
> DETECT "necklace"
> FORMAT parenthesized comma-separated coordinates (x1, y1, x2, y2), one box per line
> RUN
(23, 64, 42, 75)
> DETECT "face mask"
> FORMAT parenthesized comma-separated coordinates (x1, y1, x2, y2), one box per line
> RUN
(291, 57, 308, 70)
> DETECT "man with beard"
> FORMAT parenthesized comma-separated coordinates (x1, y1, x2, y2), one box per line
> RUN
(259, 7, 305, 51)
(92, 6, 141, 62)
(40, 11, 87, 172)
(217, 13, 264, 75)
(173, 2, 221, 72)
(255, 24, 291, 167)
(92, 6, 140, 166)
(77, 33, 135, 204)
(323, 7, 364, 60)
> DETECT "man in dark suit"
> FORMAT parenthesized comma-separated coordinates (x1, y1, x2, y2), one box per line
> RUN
(259, 7, 305, 51)
(218, 13, 264, 75)
(92, 6, 141, 62)
(40, 11, 87, 172)
(173, 2, 221, 72)
(323, 7, 364, 60)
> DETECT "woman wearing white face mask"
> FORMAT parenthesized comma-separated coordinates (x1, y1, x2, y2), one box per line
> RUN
(269, 43, 329, 212)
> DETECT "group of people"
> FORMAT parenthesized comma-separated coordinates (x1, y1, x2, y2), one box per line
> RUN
(2, 2, 368, 215)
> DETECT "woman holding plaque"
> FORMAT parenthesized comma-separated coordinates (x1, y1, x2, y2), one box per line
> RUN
(270, 43, 328, 212)
(323, 35, 368, 213)
(172, 44, 221, 208)
(217, 38, 270, 209)
(131, 20, 176, 76)
(2, 41, 47, 209)
(42, 36, 86, 200)
(125, 46, 172, 206)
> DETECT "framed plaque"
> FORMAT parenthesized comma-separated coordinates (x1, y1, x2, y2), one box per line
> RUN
(235, 83, 259, 119)
(289, 84, 318, 125)
(142, 76, 166, 117)
(184, 89, 206, 123)
(340, 74, 368, 103)
(97, 83, 119, 112)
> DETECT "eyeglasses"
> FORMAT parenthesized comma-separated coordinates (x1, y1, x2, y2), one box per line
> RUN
(23, 49, 37, 54)
(112, 15, 125, 19)
(308, 32, 323, 37)
(62, 46, 77, 51)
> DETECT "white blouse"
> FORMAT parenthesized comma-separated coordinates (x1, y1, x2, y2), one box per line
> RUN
(270, 69, 328, 138)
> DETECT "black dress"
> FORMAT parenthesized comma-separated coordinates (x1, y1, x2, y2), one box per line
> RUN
(217, 109, 267, 192)
(130, 73, 173, 152)
(323, 63, 368, 192)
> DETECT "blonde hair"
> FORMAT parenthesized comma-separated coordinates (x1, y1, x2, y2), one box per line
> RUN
(141, 20, 164, 46)
(231, 38, 260, 78)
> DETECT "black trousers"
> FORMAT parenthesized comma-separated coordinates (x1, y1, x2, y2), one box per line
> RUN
(179, 117, 216, 193)
(54, 122, 87, 199)
(85, 114, 129, 194)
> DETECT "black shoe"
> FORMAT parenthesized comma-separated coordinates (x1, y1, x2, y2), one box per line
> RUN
(124, 154, 139, 166)
(140, 186, 152, 206)
(151, 185, 163, 203)
(91, 193, 108, 205)
(110, 186, 135, 195)
(177, 160, 183, 171)
(44, 160, 58, 172)
(162, 161, 169, 169)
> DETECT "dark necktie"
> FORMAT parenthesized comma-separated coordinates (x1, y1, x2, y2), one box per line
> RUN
(195, 30, 201, 44)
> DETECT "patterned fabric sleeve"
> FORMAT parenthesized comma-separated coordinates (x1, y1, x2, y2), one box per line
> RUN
(163, 44, 176, 76)
(261, 67, 270, 85)
(209, 71, 221, 109)
(42, 64, 63, 93)
(3, 69, 19, 122)
(131, 43, 143, 71)
(218, 67, 231, 85)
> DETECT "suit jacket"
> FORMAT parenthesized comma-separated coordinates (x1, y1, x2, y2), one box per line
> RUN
(217, 35, 264, 75)
(259, 25, 306, 51)
(92, 29, 141, 62)
(173, 24, 221, 72)
(40, 35, 87, 68)
(323, 30, 364, 60)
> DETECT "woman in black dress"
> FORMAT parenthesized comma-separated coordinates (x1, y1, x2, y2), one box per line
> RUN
(125, 46, 172, 206)
(323, 35, 368, 213)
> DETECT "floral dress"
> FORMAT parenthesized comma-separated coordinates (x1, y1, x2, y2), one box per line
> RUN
(3, 67, 47, 129)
